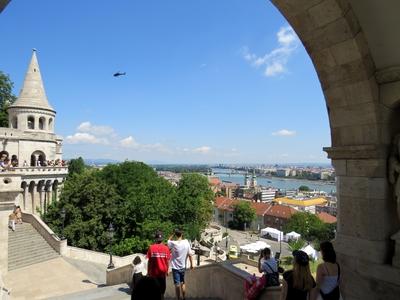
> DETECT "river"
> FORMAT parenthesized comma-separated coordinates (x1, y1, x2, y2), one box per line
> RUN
(212, 168, 336, 194)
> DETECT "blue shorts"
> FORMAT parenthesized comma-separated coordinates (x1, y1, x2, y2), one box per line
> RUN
(172, 268, 185, 285)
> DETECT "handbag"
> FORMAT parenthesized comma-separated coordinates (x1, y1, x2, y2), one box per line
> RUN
(320, 263, 341, 300)
(264, 262, 280, 287)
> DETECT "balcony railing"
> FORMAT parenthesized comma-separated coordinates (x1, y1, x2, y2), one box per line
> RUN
(0, 166, 68, 175)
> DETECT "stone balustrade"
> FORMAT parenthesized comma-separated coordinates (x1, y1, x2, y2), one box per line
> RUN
(2, 166, 68, 175)
(106, 259, 281, 300)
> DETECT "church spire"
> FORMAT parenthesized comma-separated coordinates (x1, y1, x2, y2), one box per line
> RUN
(10, 49, 55, 112)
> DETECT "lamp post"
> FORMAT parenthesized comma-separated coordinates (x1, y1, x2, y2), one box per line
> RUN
(225, 226, 228, 249)
(107, 223, 115, 269)
(275, 218, 282, 255)
(60, 207, 66, 240)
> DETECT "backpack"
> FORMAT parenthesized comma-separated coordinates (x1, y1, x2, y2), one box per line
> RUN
(320, 263, 341, 300)
(264, 262, 280, 287)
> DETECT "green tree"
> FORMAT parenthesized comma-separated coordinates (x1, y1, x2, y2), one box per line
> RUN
(288, 238, 306, 252)
(231, 201, 256, 230)
(284, 212, 336, 244)
(68, 157, 86, 176)
(0, 71, 17, 127)
(173, 173, 214, 239)
(44, 161, 214, 255)
(298, 185, 311, 191)
(44, 170, 120, 251)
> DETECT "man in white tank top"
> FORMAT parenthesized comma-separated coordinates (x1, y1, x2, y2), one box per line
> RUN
(168, 229, 193, 300)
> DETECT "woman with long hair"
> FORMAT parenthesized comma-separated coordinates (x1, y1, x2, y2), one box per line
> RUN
(314, 241, 341, 300)
(280, 250, 316, 300)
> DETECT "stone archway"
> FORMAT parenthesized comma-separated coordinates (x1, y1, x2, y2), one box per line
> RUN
(270, 0, 399, 299)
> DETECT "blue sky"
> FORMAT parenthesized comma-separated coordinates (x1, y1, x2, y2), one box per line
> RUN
(0, 0, 330, 164)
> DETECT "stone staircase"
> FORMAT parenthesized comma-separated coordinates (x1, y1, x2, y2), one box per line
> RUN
(8, 222, 59, 271)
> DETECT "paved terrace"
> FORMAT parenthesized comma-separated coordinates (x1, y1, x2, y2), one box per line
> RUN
(4, 257, 106, 300)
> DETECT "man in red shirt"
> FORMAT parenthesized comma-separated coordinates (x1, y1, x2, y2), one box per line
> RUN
(147, 231, 171, 299)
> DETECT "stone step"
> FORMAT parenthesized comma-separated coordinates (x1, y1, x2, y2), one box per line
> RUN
(9, 235, 48, 244)
(8, 222, 60, 271)
(8, 246, 58, 260)
(8, 253, 59, 271)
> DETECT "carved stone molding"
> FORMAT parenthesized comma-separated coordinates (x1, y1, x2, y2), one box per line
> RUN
(375, 65, 400, 84)
(323, 144, 389, 160)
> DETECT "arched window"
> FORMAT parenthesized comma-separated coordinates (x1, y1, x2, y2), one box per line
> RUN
(27, 116, 35, 129)
(39, 117, 45, 130)
(31, 151, 46, 167)
(48, 118, 53, 131)
(11, 117, 18, 129)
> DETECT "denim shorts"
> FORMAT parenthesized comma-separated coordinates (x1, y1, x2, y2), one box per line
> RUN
(172, 268, 185, 285)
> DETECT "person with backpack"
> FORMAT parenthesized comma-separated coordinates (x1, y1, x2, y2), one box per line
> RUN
(314, 241, 341, 300)
(258, 247, 280, 287)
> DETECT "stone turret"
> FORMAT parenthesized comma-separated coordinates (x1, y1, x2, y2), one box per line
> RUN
(8, 49, 56, 133)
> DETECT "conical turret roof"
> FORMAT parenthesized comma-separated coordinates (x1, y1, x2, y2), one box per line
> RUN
(10, 49, 55, 112)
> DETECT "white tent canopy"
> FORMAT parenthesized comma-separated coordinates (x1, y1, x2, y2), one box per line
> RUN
(301, 244, 318, 261)
(240, 241, 271, 254)
(260, 227, 284, 241)
(285, 231, 301, 241)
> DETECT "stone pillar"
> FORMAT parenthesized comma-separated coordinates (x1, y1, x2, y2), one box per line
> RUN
(46, 186, 52, 210)
(23, 187, 28, 212)
(39, 189, 44, 214)
(29, 190, 35, 214)
(325, 146, 400, 300)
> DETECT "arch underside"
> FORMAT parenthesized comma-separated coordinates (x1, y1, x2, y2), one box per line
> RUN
(271, 0, 400, 298)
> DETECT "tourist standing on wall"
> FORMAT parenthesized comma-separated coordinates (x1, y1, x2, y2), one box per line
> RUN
(147, 231, 171, 300)
(168, 229, 193, 300)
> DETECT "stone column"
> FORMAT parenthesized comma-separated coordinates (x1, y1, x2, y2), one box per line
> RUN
(23, 186, 28, 212)
(46, 186, 52, 210)
(325, 146, 400, 300)
(39, 188, 45, 214)
(30, 189, 35, 214)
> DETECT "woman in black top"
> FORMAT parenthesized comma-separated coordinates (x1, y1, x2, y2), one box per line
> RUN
(280, 250, 316, 300)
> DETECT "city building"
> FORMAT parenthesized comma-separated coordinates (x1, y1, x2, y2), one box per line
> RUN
(317, 212, 337, 224)
(276, 169, 290, 177)
(214, 197, 296, 231)
(285, 190, 297, 198)
(244, 172, 251, 187)
(259, 188, 277, 202)
(274, 197, 327, 214)
(220, 182, 239, 199)
(250, 170, 257, 188)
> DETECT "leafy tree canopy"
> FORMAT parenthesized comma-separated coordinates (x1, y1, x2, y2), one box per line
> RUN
(68, 157, 86, 176)
(283, 212, 336, 246)
(0, 71, 17, 127)
(230, 201, 256, 230)
(44, 162, 213, 255)
(298, 185, 311, 191)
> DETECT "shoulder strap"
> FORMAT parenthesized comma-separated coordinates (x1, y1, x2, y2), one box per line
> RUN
(264, 261, 276, 273)
(336, 263, 340, 282)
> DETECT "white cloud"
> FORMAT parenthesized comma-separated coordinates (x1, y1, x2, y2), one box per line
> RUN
(272, 129, 297, 136)
(192, 146, 212, 154)
(65, 133, 109, 145)
(119, 136, 139, 148)
(242, 26, 299, 77)
(77, 121, 115, 136)
(119, 136, 170, 153)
